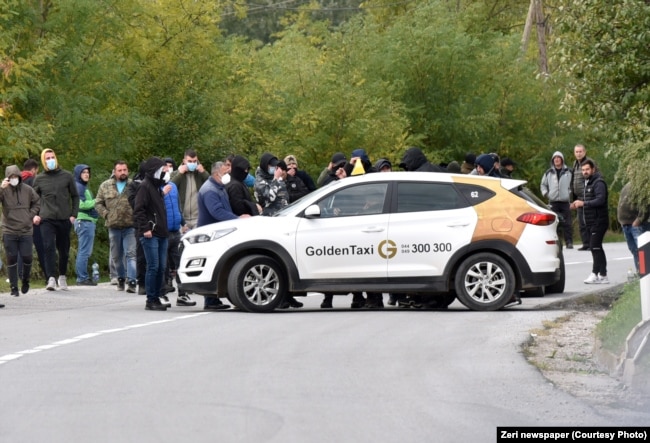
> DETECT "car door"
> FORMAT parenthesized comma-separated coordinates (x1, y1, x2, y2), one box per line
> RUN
(387, 181, 477, 277)
(295, 182, 389, 279)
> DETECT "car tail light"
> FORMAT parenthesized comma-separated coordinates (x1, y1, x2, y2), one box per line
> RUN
(517, 212, 556, 226)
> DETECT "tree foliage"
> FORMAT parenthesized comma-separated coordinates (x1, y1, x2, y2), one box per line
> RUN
(553, 0, 650, 205)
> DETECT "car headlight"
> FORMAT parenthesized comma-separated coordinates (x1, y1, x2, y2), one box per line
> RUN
(185, 227, 236, 244)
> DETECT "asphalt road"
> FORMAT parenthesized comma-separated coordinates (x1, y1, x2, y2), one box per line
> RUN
(0, 242, 647, 442)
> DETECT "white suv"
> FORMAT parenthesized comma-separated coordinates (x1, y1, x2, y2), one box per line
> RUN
(178, 172, 564, 312)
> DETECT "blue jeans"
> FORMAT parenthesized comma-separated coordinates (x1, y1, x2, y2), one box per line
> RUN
(139, 236, 168, 302)
(74, 220, 96, 282)
(623, 223, 650, 273)
(109, 227, 137, 282)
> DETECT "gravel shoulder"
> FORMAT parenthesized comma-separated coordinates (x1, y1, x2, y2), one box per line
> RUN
(523, 287, 650, 413)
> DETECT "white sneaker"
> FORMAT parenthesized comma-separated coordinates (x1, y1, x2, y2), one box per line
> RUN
(110, 277, 118, 285)
(597, 274, 610, 284)
(46, 277, 57, 291)
(58, 275, 69, 291)
(583, 273, 599, 284)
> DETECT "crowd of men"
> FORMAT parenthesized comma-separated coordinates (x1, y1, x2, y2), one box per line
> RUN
(0, 143, 647, 310)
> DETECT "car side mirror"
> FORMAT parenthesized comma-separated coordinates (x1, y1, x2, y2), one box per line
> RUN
(304, 204, 321, 219)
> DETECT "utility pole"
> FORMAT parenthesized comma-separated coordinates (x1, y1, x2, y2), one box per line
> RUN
(521, 0, 548, 75)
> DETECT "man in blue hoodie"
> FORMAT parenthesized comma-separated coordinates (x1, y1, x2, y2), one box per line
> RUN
(73, 164, 99, 285)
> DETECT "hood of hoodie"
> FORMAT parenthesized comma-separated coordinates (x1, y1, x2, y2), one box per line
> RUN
(73, 164, 91, 184)
(40, 149, 58, 171)
(550, 151, 565, 167)
(142, 157, 167, 181)
(259, 152, 278, 172)
(399, 147, 428, 171)
(5, 165, 22, 181)
(231, 155, 251, 182)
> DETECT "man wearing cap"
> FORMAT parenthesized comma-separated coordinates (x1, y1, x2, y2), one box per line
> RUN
(474, 154, 501, 177)
(461, 153, 476, 174)
(284, 154, 316, 191)
(499, 158, 516, 178)
(374, 158, 392, 172)
(317, 152, 347, 187)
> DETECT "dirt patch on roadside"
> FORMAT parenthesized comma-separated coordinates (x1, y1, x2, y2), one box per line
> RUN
(523, 288, 650, 410)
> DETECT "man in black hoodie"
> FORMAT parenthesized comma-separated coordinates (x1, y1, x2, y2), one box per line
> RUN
(134, 157, 170, 311)
(399, 147, 445, 172)
(226, 155, 262, 216)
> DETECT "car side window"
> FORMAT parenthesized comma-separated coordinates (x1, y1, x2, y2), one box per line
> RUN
(396, 182, 464, 213)
(318, 183, 388, 218)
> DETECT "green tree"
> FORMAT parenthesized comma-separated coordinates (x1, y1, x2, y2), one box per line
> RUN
(553, 0, 650, 205)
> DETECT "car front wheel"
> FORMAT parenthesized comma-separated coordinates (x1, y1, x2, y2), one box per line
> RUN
(227, 255, 287, 313)
(454, 253, 515, 311)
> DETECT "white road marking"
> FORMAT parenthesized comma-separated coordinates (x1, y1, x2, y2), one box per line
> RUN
(0, 312, 210, 367)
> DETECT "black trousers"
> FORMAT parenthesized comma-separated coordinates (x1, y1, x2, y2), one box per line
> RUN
(550, 201, 572, 244)
(40, 219, 71, 279)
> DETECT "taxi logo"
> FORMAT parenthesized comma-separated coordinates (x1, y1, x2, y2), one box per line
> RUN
(378, 239, 397, 259)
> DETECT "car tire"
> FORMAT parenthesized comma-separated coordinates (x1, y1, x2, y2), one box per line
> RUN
(454, 253, 516, 311)
(227, 254, 286, 313)
(544, 250, 566, 294)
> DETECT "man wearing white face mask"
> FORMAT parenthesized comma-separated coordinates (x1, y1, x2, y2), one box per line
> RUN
(172, 149, 209, 231)
(32, 149, 79, 291)
(134, 157, 171, 311)
(1, 165, 40, 298)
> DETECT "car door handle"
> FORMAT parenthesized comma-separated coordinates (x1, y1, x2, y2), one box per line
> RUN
(447, 221, 471, 227)
(362, 227, 385, 233)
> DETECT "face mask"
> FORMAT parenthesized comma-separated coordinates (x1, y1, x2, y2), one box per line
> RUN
(187, 162, 197, 172)
(221, 173, 231, 185)
(244, 174, 255, 187)
(46, 159, 56, 170)
(163, 171, 171, 183)
(268, 166, 276, 175)
(9, 178, 19, 187)
(167, 167, 174, 174)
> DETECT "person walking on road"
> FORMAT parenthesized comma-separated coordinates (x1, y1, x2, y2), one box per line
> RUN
(32, 149, 79, 291)
(571, 159, 609, 284)
(1, 165, 40, 297)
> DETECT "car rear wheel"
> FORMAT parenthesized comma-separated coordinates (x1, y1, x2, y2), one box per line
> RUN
(227, 255, 286, 313)
(454, 253, 515, 311)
